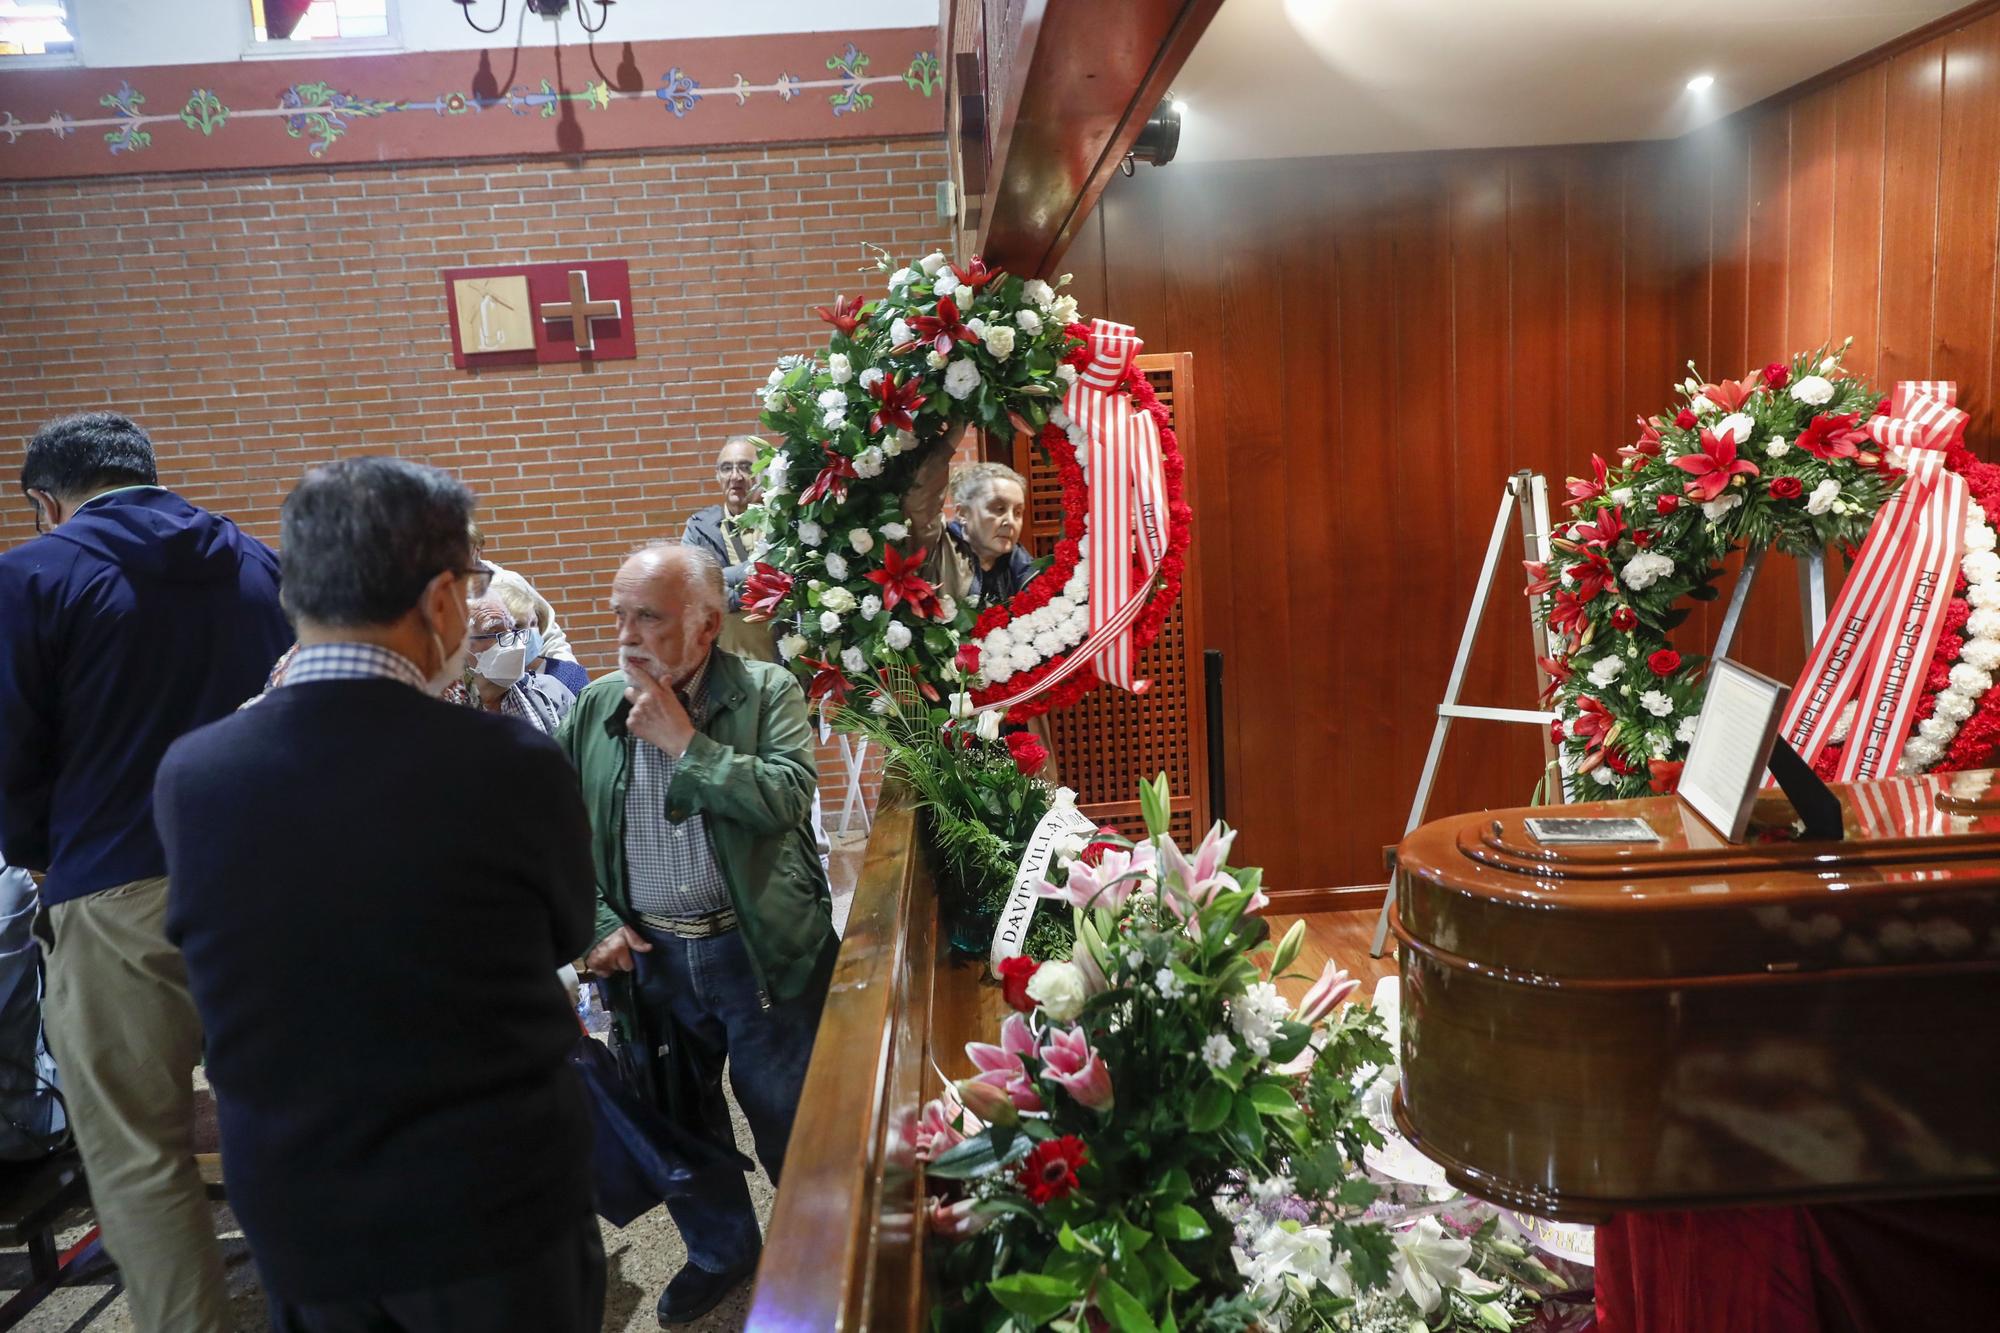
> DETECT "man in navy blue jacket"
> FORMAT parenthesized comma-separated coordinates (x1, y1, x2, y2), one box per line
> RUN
(0, 412, 291, 1331)
(156, 457, 602, 1332)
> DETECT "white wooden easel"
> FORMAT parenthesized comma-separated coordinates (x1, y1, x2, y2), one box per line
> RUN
(1370, 470, 1561, 956)
(836, 733, 874, 834)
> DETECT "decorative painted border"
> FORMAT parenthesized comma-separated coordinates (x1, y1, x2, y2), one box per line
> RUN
(0, 28, 942, 179)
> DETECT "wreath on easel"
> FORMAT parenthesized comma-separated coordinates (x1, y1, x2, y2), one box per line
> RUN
(739, 250, 1193, 721)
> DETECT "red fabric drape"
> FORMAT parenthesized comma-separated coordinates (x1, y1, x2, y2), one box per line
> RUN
(1594, 1199, 2000, 1332)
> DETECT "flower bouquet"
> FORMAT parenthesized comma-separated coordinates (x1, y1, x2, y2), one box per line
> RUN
(1531, 342, 1896, 798)
(916, 779, 1578, 1331)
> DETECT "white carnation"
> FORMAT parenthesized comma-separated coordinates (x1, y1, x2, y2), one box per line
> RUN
(1966, 521, 1997, 554)
(884, 620, 913, 650)
(1201, 1033, 1236, 1072)
(1621, 550, 1677, 591)
(818, 610, 842, 635)
(880, 521, 909, 541)
(1965, 640, 2000, 674)
(817, 388, 847, 411)
(828, 353, 853, 385)
(1806, 479, 1842, 516)
(985, 657, 1015, 684)
(1949, 663, 1994, 695)
(841, 647, 866, 673)
(1055, 363, 1079, 386)
(764, 455, 789, 492)
(766, 367, 786, 387)
(1641, 690, 1674, 718)
(1010, 645, 1040, 672)
(932, 270, 960, 299)
(1966, 550, 2000, 585)
(926, 350, 949, 370)
(821, 408, 847, 431)
(944, 358, 983, 401)
(1610, 487, 1634, 506)
(1715, 412, 1755, 444)
(1591, 765, 1619, 786)
(1676, 715, 1699, 744)
(890, 318, 913, 346)
(983, 325, 1017, 359)
(798, 521, 824, 547)
(762, 388, 784, 412)
(1790, 375, 1836, 406)
(824, 552, 848, 580)
(1919, 716, 1957, 744)
(1968, 609, 2000, 639)
(1016, 309, 1042, 335)
(1902, 737, 1944, 770)
(1971, 582, 2000, 610)
(1024, 278, 1055, 306)
(1703, 493, 1745, 523)
(889, 266, 916, 290)
(853, 447, 885, 479)
(1938, 688, 1981, 721)
(919, 251, 948, 276)
(1033, 630, 1062, 657)
(858, 366, 885, 391)
(937, 594, 958, 622)
(984, 627, 1015, 656)
(882, 431, 912, 456)
(1588, 656, 1627, 688)
(777, 633, 808, 660)
(1765, 435, 1790, 458)
(860, 594, 882, 620)
(1690, 394, 1717, 416)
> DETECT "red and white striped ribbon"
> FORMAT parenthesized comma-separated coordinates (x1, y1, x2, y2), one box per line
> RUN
(1777, 381, 1971, 777)
(981, 319, 1169, 712)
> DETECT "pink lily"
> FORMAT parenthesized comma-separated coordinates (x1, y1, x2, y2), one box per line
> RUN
(965, 1014, 1043, 1112)
(913, 1091, 976, 1162)
(1038, 1027, 1115, 1112)
(954, 1075, 1022, 1125)
(929, 1196, 994, 1239)
(1040, 843, 1156, 912)
(1294, 962, 1360, 1025)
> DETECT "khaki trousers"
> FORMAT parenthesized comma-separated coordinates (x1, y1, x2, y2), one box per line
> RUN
(42, 875, 228, 1333)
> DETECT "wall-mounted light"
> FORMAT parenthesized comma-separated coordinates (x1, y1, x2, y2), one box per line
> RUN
(1121, 96, 1184, 175)
(1686, 74, 1715, 92)
(457, 0, 614, 35)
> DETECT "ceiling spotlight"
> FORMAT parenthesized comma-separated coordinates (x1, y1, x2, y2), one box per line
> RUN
(1686, 74, 1715, 92)
(1121, 97, 1183, 175)
(1172, 98, 1190, 116)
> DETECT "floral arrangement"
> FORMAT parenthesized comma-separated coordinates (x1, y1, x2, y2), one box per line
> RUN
(739, 249, 1191, 724)
(1529, 342, 1897, 798)
(915, 779, 1578, 1331)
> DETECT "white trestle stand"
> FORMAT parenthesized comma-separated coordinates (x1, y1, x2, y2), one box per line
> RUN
(836, 732, 873, 835)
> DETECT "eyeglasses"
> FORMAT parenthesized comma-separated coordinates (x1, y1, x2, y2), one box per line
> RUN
(717, 461, 755, 477)
(466, 628, 523, 649)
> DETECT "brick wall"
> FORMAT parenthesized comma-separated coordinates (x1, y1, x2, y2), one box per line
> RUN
(0, 136, 945, 810)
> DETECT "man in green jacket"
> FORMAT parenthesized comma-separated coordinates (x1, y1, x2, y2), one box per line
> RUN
(556, 543, 836, 1327)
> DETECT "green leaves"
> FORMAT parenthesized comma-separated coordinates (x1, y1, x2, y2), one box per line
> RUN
(925, 1126, 1034, 1181)
(1153, 1204, 1210, 1242)
(1246, 1079, 1300, 1116)
(988, 1273, 1081, 1325)
(1188, 1081, 1232, 1133)
(1139, 772, 1171, 839)
(1093, 1277, 1158, 1333)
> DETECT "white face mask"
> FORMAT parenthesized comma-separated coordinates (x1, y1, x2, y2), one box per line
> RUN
(425, 606, 471, 697)
(475, 643, 527, 688)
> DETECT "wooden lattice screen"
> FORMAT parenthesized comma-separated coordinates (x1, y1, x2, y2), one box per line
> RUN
(1012, 353, 1209, 846)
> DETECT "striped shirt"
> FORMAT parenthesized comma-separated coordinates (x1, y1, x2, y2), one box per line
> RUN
(280, 642, 430, 692)
(623, 653, 731, 922)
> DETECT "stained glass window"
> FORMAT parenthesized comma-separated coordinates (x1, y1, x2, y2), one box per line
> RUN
(0, 1, 77, 58)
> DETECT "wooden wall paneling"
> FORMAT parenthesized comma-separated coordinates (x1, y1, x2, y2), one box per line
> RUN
(1829, 63, 1890, 385)
(1620, 144, 1680, 449)
(1932, 19, 2000, 443)
(1704, 121, 1754, 380)
(1878, 38, 1947, 384)
(1787, 91, 1839, 357)
(1564, 155, 1626, 464)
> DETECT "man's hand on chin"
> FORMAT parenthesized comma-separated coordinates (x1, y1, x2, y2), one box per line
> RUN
(624, 659, 697, 757)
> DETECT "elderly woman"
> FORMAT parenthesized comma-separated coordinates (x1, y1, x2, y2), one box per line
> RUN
(489, 569, 590, 697)
(941, 461, 1037, 609)
(458, 594, 575, 733)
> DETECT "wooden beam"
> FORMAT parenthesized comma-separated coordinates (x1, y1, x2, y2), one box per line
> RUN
(976, 0, 1224, 276)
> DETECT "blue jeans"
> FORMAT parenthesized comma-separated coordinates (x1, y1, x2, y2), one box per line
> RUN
(633, 927, 827, 1274)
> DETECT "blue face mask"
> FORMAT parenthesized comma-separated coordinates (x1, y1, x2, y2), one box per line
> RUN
(520, 626, 545, 664)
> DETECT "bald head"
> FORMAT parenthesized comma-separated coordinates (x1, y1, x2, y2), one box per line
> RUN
(716, 435, 758, 515)
(611, 543, 726, 685)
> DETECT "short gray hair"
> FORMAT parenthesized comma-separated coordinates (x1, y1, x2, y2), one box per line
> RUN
(951, 460, 1028, 511)
(280, 458, 474, 627)
(632, 540, 726, 618)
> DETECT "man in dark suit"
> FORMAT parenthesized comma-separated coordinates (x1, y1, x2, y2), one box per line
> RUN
(680, 434, 777, 662)
(154, 458, 603, 1332)
(1, 411, 291, 1331)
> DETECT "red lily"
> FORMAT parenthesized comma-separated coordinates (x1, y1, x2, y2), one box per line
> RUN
(1572, 696, 1616, 753)
(796, 655, 853, 708)
(1673, 429, 1759, 502)
(1797, 411, 1869, 462)
(1701, 378, 1754, 413)
(951, 257, 1003, 292)
(814, 293, 864, 338)
(1549, 590, 1591, 640)
(1571, 551, 1615, 603)
(1567, 455, 1610, 507)
(1622, 416, 1664, 463)
(868, 372, 927, 435)
(1573, 505, 1627, 551)
(865, 545, 944, 621)
(1524, 560, 1559, 597)
(905, 297, 979, 357)
(740, 563, 794, 621)
(1649, 759, 1685, 794)
(1537, 654, 1572, 702)
(799, 441, 859, 507)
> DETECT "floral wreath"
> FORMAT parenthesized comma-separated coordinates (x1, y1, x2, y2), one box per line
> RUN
(739, 250, 1192, 722)
(1530, 341, 1898, 799)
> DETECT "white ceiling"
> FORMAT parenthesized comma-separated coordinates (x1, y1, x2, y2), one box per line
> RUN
(1172, 0, 1963, 163)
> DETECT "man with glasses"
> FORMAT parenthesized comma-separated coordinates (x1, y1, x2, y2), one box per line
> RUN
(681, 434, 777, 662)
(154, 457, 603, 1332)
(0, 412, 290, 1332)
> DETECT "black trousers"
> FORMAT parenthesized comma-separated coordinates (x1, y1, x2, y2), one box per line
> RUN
(265, 1211, 605, 1333)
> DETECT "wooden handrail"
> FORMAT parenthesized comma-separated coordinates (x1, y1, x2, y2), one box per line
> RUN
(746, 786, 935, 1330)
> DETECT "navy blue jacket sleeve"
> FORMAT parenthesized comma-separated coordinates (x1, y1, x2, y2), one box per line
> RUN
(0, 557, 54, 871)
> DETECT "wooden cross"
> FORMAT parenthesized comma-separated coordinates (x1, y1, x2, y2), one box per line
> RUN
(538, 269, 623, 353)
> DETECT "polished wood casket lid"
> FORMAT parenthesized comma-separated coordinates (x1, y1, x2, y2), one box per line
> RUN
(1390, 770, 2000, 1220)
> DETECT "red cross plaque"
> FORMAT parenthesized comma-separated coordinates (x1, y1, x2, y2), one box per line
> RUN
(442, 259, 637, 369)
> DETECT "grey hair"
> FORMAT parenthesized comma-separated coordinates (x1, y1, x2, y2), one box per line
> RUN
(950, 460, 1028, 511)
(629, 540, 727, 618)
(280, 457, 475, 627)
(465, 594, 515, 630)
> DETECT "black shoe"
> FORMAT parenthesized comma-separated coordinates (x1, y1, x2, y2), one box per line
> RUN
(657, 1255, 759, 1327)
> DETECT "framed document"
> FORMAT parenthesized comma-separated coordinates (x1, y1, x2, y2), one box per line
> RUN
(1678, 658, 1789, 842)
(1524, 816, 1661, 844)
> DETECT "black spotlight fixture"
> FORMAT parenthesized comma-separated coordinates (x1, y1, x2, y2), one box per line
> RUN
(1122, 96, 1183, 175)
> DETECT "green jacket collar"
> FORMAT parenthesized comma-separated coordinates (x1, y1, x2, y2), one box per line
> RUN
(599, 649, 754, 738)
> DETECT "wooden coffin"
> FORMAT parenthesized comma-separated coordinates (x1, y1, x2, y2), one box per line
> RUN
(1390, 771, 2000, 1222)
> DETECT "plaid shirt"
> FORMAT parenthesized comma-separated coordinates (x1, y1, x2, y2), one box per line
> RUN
(280, 642, 429, 692)
(623, 653, 730, 922)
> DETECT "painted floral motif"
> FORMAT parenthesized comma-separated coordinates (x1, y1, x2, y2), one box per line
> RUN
(903, 51, 941, 97)
(48, 110, 73, 139)
(100, 81, 151, 155)
(828, 43, 873, 117)
(775, 73, 803, 102)
(179, 89, 230, 136)
(279, 81, 396, 159)
(0, 113, 19, 145)
(655, 67, 700, 118)
(731, 74, 753, 106)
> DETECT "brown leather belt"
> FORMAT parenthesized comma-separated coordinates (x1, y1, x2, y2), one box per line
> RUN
(638, 906, 738, 939)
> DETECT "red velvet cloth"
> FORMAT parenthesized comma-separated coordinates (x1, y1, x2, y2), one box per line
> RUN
(1593, 1199, 2000, 1332)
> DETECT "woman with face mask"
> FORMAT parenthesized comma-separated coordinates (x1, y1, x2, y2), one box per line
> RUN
(460, 596, 574, 735)
(488, 569, 591, 698)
